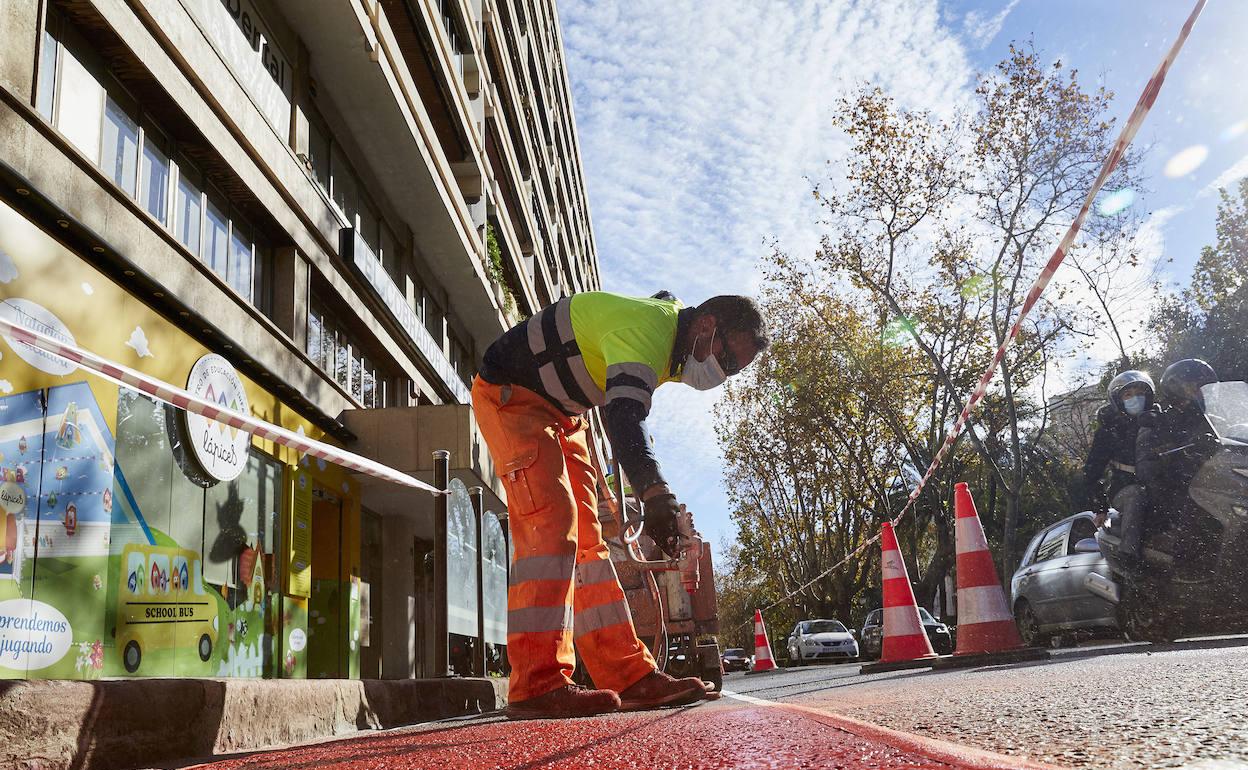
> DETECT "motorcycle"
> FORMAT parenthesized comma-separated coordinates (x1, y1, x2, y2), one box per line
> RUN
(1087, 381, 1248, 643)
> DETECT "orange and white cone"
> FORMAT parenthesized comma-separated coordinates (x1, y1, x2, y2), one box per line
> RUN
(953, 482, 1025, 655)
(880, 522, 938, 663)
(750, 609, 777, 672)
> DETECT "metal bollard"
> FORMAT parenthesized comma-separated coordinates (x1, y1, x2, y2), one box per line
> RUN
(469, 485, 487, 678)
(433, 449, 450, 677)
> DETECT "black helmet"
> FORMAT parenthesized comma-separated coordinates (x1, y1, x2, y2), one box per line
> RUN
(1107, 370, 1154, 415)
(1159, 359, 1217, 411)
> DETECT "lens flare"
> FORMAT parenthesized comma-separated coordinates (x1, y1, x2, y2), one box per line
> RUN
(1097, 188, 1136, 217)
(1221, 120, 1248, 142)
(959, 274, 992, 300)
(1164, 145, 1209, 177)
(883, 316, 916, 347)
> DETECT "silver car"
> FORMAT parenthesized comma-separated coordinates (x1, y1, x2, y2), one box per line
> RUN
(1010, 511, 1118, 646)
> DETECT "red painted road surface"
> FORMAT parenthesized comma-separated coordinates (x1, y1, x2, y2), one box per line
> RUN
(195, 703, 968, 770)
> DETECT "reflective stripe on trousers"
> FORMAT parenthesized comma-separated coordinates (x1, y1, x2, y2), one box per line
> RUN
(471, 376, 655, 702)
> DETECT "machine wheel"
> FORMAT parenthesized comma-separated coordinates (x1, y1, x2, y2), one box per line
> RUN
(1015, 600, 1042, 647)
(198, 633, 213, 662)
(705, 665, 723, 693)
(123, 640, 141, 673)
(1118, 580, 1177, 643)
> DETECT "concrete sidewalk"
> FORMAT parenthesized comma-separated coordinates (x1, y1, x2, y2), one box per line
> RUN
(1, 676, 506, 770)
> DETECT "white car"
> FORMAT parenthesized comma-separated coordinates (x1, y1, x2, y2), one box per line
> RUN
(786, 619, 859, 665)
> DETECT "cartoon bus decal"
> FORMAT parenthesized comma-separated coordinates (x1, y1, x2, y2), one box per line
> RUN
(115, 543, 219, 673)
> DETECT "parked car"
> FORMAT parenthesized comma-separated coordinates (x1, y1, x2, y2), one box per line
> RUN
(721, 647, 752, 672)
(1011, 511, 1118, 646)
(859, 606, 953, 659)
(786, 619, 859, 665)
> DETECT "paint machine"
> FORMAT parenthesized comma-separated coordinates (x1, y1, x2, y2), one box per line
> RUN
(594, 459, 723, 692)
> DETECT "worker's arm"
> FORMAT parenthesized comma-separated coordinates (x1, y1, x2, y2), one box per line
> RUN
(601, 362, 665, 495)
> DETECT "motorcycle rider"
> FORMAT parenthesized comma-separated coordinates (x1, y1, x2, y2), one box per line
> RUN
(1128, 359, 1219, 560)
(1085, 370, 1155, 528)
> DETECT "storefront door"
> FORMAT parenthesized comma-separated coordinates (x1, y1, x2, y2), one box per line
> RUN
(307, 490, 343, 678)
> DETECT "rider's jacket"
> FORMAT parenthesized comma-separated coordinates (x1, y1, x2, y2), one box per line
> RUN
(1082, 404, 1141, 508)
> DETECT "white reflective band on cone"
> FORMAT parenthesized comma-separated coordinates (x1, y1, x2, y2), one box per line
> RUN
(882, 606, 924, 637)
(882, 553, 908, 582)
(956, 517, 991, 553)
(957, 585, 1014, 624)
(0, 316, 445, 496)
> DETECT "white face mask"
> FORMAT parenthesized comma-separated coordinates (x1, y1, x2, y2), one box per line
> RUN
(682, 331, 727, 391)
(1123, 395, 1147, 416)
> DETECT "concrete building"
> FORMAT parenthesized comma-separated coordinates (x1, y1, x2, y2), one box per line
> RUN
(0, 0, 601, 685)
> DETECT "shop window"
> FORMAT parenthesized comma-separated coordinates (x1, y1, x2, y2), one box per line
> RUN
(102, 94, 139, 196)
(204, 453, 281, 589)
(140, 127, 171, 225)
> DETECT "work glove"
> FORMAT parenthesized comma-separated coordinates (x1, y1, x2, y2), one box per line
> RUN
(642, 492, 681, 559)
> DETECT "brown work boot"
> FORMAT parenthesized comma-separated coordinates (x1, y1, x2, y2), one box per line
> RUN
(618, 670, 709, 711)
(505, 684, 621, 720)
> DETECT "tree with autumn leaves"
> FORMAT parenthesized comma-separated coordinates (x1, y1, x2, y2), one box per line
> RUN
(716, 46, 1153, 639)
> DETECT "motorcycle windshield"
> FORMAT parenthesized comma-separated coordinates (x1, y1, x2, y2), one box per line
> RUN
(1201, 382, 1248, 443)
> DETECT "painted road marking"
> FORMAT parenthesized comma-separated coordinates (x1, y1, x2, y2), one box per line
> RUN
(722, 689, 1068, 770)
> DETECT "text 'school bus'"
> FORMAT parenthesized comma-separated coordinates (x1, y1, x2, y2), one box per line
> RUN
(115, 543, 219, 673)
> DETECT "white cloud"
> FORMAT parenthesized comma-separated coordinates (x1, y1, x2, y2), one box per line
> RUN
(0, 249, 17, 284)
(1201, 152, 1248, 197)
(962, 0, 1021, 50)
(81, 282, 94, 296)
(125, 326, 153, 358)
(560, 0, 975, 543)
(0, 380, 12, 395)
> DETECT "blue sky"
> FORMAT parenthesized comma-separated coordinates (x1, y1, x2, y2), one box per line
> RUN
(557, 0, 1248, 550)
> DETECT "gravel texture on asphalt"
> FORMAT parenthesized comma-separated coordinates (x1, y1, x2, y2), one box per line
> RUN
(191, 702, 957, 770)
(728, 639, 1248, 770)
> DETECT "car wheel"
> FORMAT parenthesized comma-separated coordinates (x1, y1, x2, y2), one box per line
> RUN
(198, 633, 213, 662)
(1016, 600, 1042, 647)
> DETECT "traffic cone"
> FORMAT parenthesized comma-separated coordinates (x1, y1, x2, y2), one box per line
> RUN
(878, 521, 939, 664)
(746, 609, 777, 674)
(951, 482, 1024, 655)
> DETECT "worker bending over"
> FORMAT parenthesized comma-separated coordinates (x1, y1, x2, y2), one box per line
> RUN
(472, 291, 767, 719)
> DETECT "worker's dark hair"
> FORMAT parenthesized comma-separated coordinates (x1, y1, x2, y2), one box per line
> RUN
(696, 295, 770, 351)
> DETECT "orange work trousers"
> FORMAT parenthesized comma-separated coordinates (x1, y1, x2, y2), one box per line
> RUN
(471, 376, 656, 702)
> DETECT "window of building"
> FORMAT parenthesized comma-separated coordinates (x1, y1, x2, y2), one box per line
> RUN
(55, 40, 105, 163)
(229, 218, 254, 303)
(307, 116, 331, 194)
(36, 12, 271, 315)
(140, 126, 171, 225)
(204, 192, 230, 276)
(307, 296, 394, 408)
(176, 160, 204, 256)
(102, 94, 139, 195)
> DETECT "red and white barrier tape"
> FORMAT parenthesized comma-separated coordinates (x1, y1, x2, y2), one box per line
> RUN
(0, 316, 446, 496)
(741, 0, 1206, 624)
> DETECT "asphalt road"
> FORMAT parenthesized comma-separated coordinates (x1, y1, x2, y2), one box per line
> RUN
(184, 638, 1248, 770)
(729, 637, 1248, 769)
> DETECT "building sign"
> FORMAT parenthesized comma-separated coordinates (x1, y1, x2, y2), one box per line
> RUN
(0, 599, 73, 671)
(185, 354, 251, 482)
(0, 299, 77, 376)
(287, 469, 312, 598)
(182, 0, 293, 137)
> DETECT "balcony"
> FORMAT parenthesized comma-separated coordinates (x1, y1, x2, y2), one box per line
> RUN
(342, 228, 471, 404)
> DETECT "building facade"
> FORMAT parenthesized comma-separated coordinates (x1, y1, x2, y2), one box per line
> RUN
(0, 0, 600, 682)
